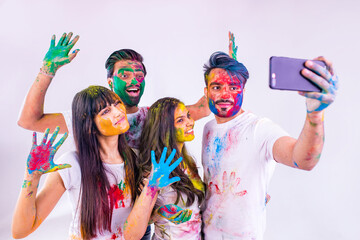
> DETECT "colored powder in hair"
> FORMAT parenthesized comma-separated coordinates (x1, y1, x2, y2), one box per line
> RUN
(86, 86, 102, 97)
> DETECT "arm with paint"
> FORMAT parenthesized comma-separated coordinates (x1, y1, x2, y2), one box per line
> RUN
(186, 95, 211, 121)
(18, 32, 80, 133)
(273, 57, 338, 170)
(228, 31, 238, 61)
(12, 127, 70, 238)
(123, 148, 182, 240)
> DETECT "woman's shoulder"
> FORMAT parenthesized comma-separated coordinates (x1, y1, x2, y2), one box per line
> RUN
(56, 151, 79, 166)
(54, 151, 81, 190)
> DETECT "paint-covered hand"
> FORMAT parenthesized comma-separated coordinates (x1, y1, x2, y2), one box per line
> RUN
(208, 171, 247, 197)
(148, 147, 183, 190)
(27, 127, 70, 175)
(228, 31, 238, 60)
(299, 56, 339, 113)
(42, 32, 80, 75)
(157, 204, 192, 224)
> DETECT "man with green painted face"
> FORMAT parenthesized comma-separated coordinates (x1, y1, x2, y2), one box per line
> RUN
(104, 49, 149, 149)
(18, 33, 210, 150)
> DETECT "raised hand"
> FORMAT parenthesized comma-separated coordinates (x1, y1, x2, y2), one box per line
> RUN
(228, 31, 238, 61)
(299, 56, 339, 113)
(157, 204, 192, 224)
(148, 147, 183, 190)
(27, 127, 70, 175)
(42, 32, 80, 76)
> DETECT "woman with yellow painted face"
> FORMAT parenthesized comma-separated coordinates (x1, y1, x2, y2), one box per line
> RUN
(124, 97, 205, 240)
(12, 87, 183, 240)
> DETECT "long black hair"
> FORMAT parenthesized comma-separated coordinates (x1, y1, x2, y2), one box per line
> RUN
(72, 85, 138, 239)
(137, 97, 204, 207)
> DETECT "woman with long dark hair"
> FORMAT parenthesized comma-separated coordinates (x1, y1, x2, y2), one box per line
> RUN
(12, 86, 182, 240)
(124, 97, 205, 240)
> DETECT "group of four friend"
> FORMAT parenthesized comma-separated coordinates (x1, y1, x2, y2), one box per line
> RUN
(12, 31, 338, 240)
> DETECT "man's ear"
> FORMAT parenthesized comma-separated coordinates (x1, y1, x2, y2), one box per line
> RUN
(107, 78, 114, 91)
(204, 87, 208, 98)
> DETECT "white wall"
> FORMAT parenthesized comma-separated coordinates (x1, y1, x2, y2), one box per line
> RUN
(0, 0, 359, 239)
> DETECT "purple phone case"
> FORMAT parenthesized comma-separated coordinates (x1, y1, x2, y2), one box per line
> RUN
(269, 56, 326, 92)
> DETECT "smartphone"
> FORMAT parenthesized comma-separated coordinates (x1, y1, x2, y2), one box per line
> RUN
(269, 56, 326, 92)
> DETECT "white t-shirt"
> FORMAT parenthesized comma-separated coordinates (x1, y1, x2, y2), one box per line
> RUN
(151, 186, 202, 240)
(201, 110, 288, 240)
(57, 151, 132, 240)
(62, 106, 149, 150)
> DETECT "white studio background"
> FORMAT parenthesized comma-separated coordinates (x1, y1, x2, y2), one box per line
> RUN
(0, 0, 359, 239)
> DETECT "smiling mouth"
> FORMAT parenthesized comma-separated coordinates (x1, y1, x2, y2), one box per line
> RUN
(185, 129, 194, 135)
(126, 87, 140, 97)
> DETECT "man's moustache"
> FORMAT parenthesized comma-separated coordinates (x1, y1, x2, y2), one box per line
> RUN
(215, 100, 234, 104)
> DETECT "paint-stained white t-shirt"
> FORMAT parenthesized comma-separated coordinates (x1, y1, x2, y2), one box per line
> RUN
(202, 110, 288, 240)
(57, 151, 132, 240)
(151, 186, 202, 240)
(62, 106, 149, 150)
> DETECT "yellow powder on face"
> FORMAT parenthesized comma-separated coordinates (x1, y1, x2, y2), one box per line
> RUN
(175, 128, 194, 143)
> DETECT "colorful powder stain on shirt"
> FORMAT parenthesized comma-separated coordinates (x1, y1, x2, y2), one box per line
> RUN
(125, 107, 148, 148)
(204, 132, 230, 179)
(183, 165, 204, 193)
(108, 180, 127, 209)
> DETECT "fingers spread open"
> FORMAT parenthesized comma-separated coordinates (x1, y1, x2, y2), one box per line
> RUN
(50, 35, 56, 48)
(54, 132, 68, 151)
(47, 126, 60, 147)
(169, 157, 183, 172)
(167, 176, 181, 185)
(165, 149, 177, 165)
(63, 32, 73, 46)
(57, 33, 66, 47)
(151, 150, 157, 166)
(159, 147, 168, 164)
(68, 35, 79, 49)
(68, 49, 80, 63)
(41, 128, 50, 145)
(32, 132, 37, 146)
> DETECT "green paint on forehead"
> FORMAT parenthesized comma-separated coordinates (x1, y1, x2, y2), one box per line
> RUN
(117, 68, 144, 74)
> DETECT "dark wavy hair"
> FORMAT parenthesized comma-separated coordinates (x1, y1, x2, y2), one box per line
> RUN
(72, 85, 138, 239)
(105, 49, 147, 78)
(203, 51, 249, 86)
(137, 97, 204, 207)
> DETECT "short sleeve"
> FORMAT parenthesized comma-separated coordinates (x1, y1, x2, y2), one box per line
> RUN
(254, 118, 289, 162)
(61, 110, 72, 136)
(56, 151, 81, 190)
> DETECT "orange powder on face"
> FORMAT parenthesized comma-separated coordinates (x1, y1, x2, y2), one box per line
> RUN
(97, 115, 129, 136)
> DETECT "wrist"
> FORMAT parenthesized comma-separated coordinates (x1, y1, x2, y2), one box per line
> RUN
(39, 68, 55, 78)
(307, 111, 324, 125)
(41, 61, 58, 76)
(24, 171, 41, 184)
(146, 183, 159, 198)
